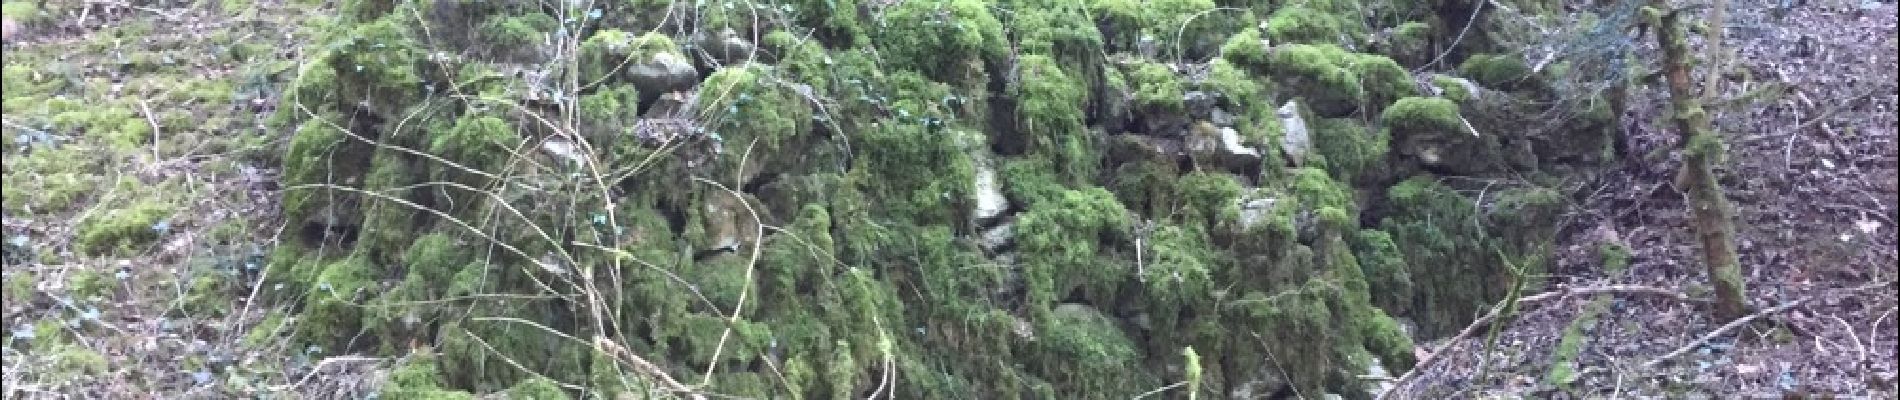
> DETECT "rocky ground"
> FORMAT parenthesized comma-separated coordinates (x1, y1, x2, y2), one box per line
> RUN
(0, 0, 1894, 399)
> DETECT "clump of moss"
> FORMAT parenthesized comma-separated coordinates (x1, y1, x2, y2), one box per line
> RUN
(1015, 54, 1098, 185)
(1264, 44, 1416, 117)
(1382, 96, 1501, 174)
(1311, 117, 1390, 185)
(870, 0, 1007, 84)
(1381, 97, 1464, 135)
(1382, 21, 1435, 66)
(1265, 5, 1353, 46)
(1350, 229, 1412, 315)
(697, 64, 818, 176)
(380, 352, 478, 399)
(1458, 53, 1533, 92)
(1125, 61, 1183, 116)
(293, 257, 375, 348)
(1, 147, 105, 215)
(1174, 171, 1244, 227)
(326, 17, 424, 111)
(1431, 74, 1476, 103)
(1599, 242, 1631, 274)
(475, 12, 558, 61)
(74, 197, 174, 256)
(1145, 0, 1241, 60)
(1376, 176, 1558, 338)
(1017, 187, 1132, 309)
(1219, 27, 1272, 73)
(1031, 304, 1161, 397)
(578, 30, 680, 87)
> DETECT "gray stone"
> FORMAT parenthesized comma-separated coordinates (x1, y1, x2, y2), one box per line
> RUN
(1235, 193, 1279, 232)
(1184, 91, 1216, 120)
(539, 137, 586, 168)
(643, 91, 694, 119)
(1277, 100, 1312, 167)
(1188, 122, 1263, 174)
(1363, 357, 1396, 397)
(692, 28, 757, 67)
(1108, 134, 1185, 165)
(1210, 108, 1238, 128)
(979, 219, 1016, 255)
(970, 151, 1010, 227)
(627, 52, 700, 97)
(1228, 367, 1290, 400)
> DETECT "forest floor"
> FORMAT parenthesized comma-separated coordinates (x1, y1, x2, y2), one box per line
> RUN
(1, 0, 1895, 399)
(2, 0, 320, 397)
(1397, 0, 1900, 398)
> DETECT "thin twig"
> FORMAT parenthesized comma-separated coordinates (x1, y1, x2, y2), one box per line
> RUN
(137, 99, 162, 162)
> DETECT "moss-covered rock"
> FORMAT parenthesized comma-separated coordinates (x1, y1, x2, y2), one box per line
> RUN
(1261, 44, 1416, 117)
(869, 0, 1006, 85)
(1381, 96, 1500, 174)
(1014, 54, 1099, 185)
(1018, 187, 1132, 310)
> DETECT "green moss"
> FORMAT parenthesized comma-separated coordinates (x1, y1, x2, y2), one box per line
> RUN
(1363, 307, 1416, 370)
(576, 83, 638, 145)
(1014, 2, 1105, 82)
(1265, 6, 1349, 45)
(1458, 53, 1532, 91)
(382, 352, 478, 399)
(1089, 0, 1146, 51)
(326, 17, 424, 109)
(870, 0, 1007, 84)
(505, 376, 570, 400)
(1382, 97, 1463, 135)
(1547, 293, 1610, 390)
(1018, 187, 1132, 309)
(1266, 44, 1416, 116)
(1291, 167, 1355, 217)
(74, 197, 174, 256)
(243, 311, 288, 347)
(1143, 0, 1238, 60)
(578, 30, 678, 86)
(1599, 242, 1631, 274)
(429, 113, 517, 176)
(67, 268, 112, 300)
(43, 344, 110, 384)
(1127, 61, 1183, 115)
(784, 0, 866, 47)
(1312, 117, 1390, 185)
(1137, 224, 1216, 307)
(1219, 27, 1271, 71)
(295, 257, 374, 348)
(697, 64, 818, 177)
(1349, 229, 1412, 315)
(2, 270, 33, 306)
(1015, 54, 1098, 185)
(1, 147, 105, 214)
(2, 1, 40, 23)
(1431, 75, 1473, 103)
(477, 13, 556, 50)
(1032, 304, 1159, 397)
(1175, 171, 1243, 226)
(762, 31, 834, 96)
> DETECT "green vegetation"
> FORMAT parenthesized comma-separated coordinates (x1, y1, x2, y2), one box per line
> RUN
(0, 0, 1625, 397)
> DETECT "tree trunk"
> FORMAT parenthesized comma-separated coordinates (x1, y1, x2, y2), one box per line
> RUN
(1648, 1, 1749, 321)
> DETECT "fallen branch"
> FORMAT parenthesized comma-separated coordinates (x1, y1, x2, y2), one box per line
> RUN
(1642, 280, 1894, 369)
(1379, 284, 1706, 400)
